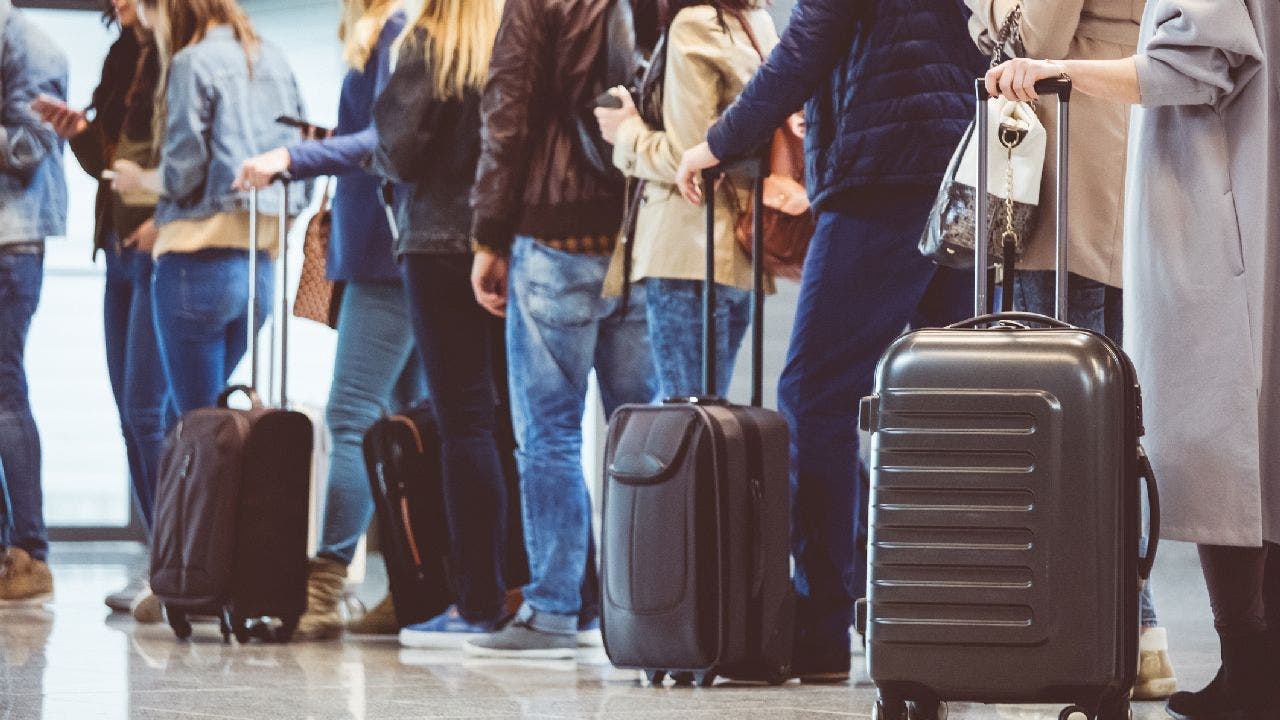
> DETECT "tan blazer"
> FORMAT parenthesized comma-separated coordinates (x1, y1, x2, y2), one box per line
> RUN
(604, 5, 778, 295)
(967, 0, 1144, 288)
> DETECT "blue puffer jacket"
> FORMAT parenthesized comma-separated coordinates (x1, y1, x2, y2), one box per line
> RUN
(706, 0, 985, 213)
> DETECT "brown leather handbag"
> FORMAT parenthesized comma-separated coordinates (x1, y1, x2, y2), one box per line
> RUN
(292, 181, 343, 329)
(729, 11, 815, 282)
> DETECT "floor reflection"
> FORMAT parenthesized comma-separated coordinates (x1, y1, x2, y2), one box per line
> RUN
(0, 543, 1215, 719)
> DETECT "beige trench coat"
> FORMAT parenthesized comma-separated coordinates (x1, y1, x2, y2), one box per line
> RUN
(967, 0, 1143, 288)
(604, 5, 778, 295)
(1125, 0, 1279, 546)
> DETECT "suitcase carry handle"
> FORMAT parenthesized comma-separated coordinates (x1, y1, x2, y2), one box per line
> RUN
(974, 77, 1071, 320)
(1137, 447, 1160, 581)
(946, 312, 1074, 330)
(702, 155, 767, 407)
(217, 385, 263, 409)
(247, 172, 294, 407)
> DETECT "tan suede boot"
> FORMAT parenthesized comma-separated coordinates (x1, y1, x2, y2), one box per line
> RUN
(292, 557, 347, 641)
(0, 548, 54, 604)
(346, 594, 398, 635)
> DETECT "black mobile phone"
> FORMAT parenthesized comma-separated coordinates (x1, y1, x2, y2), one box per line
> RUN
(275, 115, 333, 139)
(595, 91, 624, 109)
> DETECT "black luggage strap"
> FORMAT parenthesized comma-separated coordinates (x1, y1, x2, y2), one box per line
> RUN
(1137, 446, 1160, 582)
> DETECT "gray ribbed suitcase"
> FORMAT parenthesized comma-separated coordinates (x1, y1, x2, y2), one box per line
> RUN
(857, 79, 1160, 720)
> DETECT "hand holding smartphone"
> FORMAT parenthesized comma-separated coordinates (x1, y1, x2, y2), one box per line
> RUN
(31, 94, 88, 138)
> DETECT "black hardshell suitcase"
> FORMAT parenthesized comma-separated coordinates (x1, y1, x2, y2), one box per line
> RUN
(858, 79, 1160, 720)
(601, 161, 794, 686)
(152, 181, 313, 643)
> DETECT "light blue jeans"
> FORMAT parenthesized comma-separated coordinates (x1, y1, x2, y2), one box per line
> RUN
(316, 281, 427, 565)
(644, 278, 750, 399)
(506, 238, 657, 633)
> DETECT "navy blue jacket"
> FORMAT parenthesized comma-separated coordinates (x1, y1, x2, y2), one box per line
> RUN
(287, 10, 406, 282)
(706, 0, 985, 213)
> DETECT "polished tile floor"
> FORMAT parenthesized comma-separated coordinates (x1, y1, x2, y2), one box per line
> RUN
(0, 542, 1218, 719)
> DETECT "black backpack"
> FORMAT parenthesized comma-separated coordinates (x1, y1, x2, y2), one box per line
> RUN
(571, 0, 641, 179)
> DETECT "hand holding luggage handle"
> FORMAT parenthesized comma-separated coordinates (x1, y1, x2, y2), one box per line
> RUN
(975, 77, 1071, 319)
(247, 172, 293, 407)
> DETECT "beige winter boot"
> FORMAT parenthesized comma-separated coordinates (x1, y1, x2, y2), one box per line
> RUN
(346, 594, 398, 635)
(0, 548, 54, 604)
(293, 557, 348, 641)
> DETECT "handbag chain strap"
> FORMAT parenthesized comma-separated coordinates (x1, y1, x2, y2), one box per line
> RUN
(991, 5, 1024, 69)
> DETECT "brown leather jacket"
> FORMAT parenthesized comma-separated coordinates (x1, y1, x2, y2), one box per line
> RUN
(470, 0, 625, 254)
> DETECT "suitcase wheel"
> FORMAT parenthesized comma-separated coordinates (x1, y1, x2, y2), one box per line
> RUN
(218, 608, 234, 645)
(907, 700, 946, 720)
(643, 670, 666, 687)
(691, 671, 715, 688)
(274, 615, 299, 644)
(671, 672, 695, 686)
(167, 608, 192, 641)
(1059, 707, 1089, 720)
(873, 698, 907, 720)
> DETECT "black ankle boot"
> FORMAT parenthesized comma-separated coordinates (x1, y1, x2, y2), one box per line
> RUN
(1166, 635, 1269, 720)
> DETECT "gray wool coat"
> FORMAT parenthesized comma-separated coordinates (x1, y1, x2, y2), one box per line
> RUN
(1124, 0, 1279, 546)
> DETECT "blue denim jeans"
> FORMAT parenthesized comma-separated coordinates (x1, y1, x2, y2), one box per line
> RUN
(0, 248, 46, 561)
(152, 249, 273, 414)
(316, 280, 426, 567)
(1013, 270, 1158, 628)
(778, 190, 972, 661)
(103, 236, 174, 532)
(507, 237, 657, 633)
(644, 278, 750, 399)
(401, 254, 510, 620)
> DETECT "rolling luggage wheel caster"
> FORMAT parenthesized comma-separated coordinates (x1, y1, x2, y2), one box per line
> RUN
(1059, 706, 1089, 720)
(167, 608, 192, 641)
(671, 672, 695, 686)
(218, 608, 234, 644)
(692, 671, 716, 688)
(907, 700, 946, 720)
(276, 616, 299, 643)
(873, 698, 908, 720)
(643, 670, 666, 686)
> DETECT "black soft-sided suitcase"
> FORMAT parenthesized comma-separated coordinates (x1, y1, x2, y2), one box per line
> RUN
(152, 181, 313, 643)
(857, 79, 1160, 720)
(601, 162, 794, 686)
(364, 338, 535, 629)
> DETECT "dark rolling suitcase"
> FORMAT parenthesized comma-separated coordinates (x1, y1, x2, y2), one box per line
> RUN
(857, 79, 1160, 720)
(601, 160, 794, 687)
(152, 181, 313, 643)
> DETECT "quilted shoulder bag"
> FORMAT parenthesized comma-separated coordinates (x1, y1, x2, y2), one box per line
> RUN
(919, 5, 1046, 271)
(292, 179, 343, 329)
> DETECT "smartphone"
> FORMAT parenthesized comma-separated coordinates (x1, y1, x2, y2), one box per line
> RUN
(275, 115, 333, 139)
(595, 91, 624, 110)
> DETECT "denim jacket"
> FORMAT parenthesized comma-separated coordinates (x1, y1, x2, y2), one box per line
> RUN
(0, 0, 68, 244)
(156, 26, 308, 225)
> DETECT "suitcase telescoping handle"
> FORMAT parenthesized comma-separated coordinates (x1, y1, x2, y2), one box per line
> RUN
(975, 77, 1071, 320)
(247, 172, 293, 406)
(701, 156, 767, 407)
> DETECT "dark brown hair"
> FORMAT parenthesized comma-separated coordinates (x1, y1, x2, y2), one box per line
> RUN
(658, 0, 758, 27)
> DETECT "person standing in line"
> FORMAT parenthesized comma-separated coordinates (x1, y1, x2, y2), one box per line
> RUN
(964, 0, 1178, 700)
(33, 0, 172, 617)
(466, 0, 658, 659)
(369, 0, 519, 648)
(675, 0, 984, 681)
(0, 0, 67, 604)
(595, 0, 778, 400)
(117, 0, 307, 418)
(236, 0, 427, 642)
(987, 0, 1278, 716)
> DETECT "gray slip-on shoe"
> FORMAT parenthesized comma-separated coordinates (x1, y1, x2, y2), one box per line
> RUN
(464, 617, 575, 660)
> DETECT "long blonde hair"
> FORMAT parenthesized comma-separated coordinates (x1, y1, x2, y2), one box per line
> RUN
(411, 0, 503, 100)
(340, 0, 400, 71)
